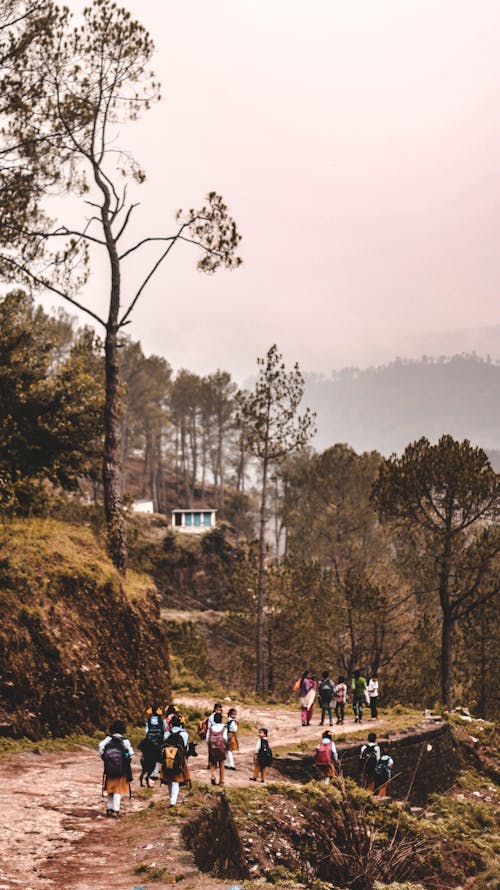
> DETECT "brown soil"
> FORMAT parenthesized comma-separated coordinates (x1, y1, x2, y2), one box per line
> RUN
(0, 695, 379, 890)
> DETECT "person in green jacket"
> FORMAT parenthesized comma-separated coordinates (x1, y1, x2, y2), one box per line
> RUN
(351, 668, 367, 723)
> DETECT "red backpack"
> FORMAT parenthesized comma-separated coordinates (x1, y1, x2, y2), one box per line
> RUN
(208, 728, 226, 762)
(315, 741, 333, 767)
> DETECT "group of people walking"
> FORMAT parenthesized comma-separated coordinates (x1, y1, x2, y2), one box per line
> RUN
(99, 701, 272, 817)
(298, 669, 379, 726)
(99, 683, 389, 819)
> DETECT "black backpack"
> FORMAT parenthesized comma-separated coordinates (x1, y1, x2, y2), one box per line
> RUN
(161, 732, 186, 778)
(319, 679, 334, 705)
(360, 743, 378, 776)
(258, 738, 273, 767)
(375, 754, 392, 786)
(146, 716, 164, 747)
(103, 737, 127, 779)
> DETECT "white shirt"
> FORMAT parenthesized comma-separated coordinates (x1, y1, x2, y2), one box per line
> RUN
(360, 742, 380, 760)
(316, 738, 338, 761)
(164, 725, 189, 750)
(98, 733, 134, 757)
(367, 679, 379, 698)
(207, 723, 228, 745)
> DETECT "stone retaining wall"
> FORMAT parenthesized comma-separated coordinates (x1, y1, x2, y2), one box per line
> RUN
(272, 721, 458, 804)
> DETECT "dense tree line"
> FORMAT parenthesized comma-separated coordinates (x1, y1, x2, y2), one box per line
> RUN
(1, 293, 498, 716)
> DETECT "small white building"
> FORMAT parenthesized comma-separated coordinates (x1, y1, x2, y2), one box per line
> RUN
(171, 509, 217, 533)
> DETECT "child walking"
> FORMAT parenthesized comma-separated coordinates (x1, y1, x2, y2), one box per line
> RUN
(250, 727, 272, 783)
(207, 711, 228, 786)
(314, 730, 339, 785)
(99, 719, 133, 818)
(335, 675, 347, 725)
(225, 707, 239, 771)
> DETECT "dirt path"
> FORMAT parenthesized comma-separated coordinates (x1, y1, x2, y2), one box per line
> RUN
(0, 696, 379, 890)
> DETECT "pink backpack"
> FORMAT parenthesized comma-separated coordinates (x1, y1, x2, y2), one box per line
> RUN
(315, 741, 333, 766)
(208, 729, 226, 762)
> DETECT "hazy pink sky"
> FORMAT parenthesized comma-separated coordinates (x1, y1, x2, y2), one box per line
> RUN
(43, 0, 500, 382)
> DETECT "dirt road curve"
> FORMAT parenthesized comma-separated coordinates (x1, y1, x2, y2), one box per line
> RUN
(0, 696, 373, 889)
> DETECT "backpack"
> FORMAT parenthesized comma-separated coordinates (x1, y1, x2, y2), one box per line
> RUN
(319, 679, 334, 705)
(146, 716, 164, 746)
(161, 732, 186, 777)
(103, 737, 127, 779)
(314, 741, 333, 767)
(375, 755, 392, 786)
(360, 744, 378, 776)
(208, 728, 227, 763)
(257, 737, 273, 767)
(197, 717, 208, 740)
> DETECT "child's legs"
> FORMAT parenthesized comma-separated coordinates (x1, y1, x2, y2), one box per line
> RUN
(370, 697, 378, 718)
(320, 705, 327, 724)
(253, 759, 261, 780)
(169, 781, 180, 805)
(218, 761, 225, 785)
(301, 705, 308, 724)
(339, 702, 345, 722)
(225, 750, 235, 768)
(260, 766, 267, 782)
(107, 792, 121, 812)
(327, 704, 333, 723)
(306, 703, 314, 724)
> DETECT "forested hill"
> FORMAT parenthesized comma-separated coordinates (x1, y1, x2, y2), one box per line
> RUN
(305, 354, 500, 456)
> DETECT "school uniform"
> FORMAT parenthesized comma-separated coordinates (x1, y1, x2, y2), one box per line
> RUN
(99, 733, 134, 815)
(161, 726, 190, 806)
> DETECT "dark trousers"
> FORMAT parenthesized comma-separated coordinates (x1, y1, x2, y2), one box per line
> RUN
(370, 696, 378, 718)
(335, 701, 345, 723)
(319, 703, 333, 724)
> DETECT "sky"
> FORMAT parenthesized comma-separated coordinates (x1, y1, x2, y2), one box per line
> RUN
(40, 0, 500, 385)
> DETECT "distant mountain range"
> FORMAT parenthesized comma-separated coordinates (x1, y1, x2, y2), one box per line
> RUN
(305, 354, 500, 461)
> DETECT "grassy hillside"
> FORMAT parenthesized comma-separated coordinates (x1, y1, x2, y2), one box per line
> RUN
(0, 518, 171, 738)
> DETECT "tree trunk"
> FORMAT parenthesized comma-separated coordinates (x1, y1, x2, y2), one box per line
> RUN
(478, 603, 486, 719)
(256, 454, 268, 694)
(103, 325, 127, 573)
(441, 611, 453, 709)
(267, 625, 274, 692)
(438, 531, 453, 708)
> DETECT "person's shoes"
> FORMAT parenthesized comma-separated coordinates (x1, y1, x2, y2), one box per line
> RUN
(105, 809, 114, 817)
(306, 723, 311, 726)
(354, 717, 359, 723)
(169, 803, 176, 807)
(228, 766, 236, 770)
(329, 723, 333, 726)
(211, 777, 216, 785)
(250, 777, 257, 781)
(150, 776, 158, 781)
(302, 722, 307, 726)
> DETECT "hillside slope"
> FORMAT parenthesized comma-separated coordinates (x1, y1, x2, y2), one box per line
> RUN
(0, 519, 171, 738)
(306, 354, 500, 454)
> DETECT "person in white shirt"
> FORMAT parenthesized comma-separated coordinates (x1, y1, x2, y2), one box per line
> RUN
(225, 707, 239, 770)
(367, 674, 379, 719)
(374, 742, 394, 797)
(207, 712, 228, 786)
(161, 715, 189, 807)
(359, 732, 380, 792)
(314, 730, 339, 785)
(99, 720, 134, 817)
